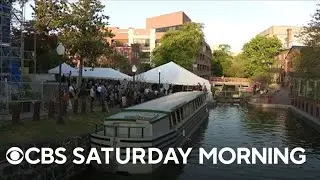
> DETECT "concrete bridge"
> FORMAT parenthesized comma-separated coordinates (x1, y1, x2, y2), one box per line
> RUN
(210, 77, 251, 87)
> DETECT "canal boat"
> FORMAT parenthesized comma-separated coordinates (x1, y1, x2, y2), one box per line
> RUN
(90, 91, 209, 174)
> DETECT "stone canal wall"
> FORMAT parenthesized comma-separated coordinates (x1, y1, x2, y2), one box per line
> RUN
(0, 134, 91, 180)
(248, 99, 320, 132)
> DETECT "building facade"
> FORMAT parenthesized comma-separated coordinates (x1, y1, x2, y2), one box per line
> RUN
(107, 11, 212, 79)
(258, 26, 303, 49)
(194, 42, 212, 79)
(113, 42, 140, 66)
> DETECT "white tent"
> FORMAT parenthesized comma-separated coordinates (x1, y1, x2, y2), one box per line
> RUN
(48, 63, 77, 75)
(138, 61, 212, 99)
(48, 63, 131, 80)
(71, 67, 132, 81)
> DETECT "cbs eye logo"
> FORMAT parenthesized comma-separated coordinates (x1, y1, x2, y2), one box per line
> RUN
(6, 147, 24, 165)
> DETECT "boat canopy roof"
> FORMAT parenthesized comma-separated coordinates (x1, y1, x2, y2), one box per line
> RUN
(125, 91, 204, 113)
(105, 91, 205, 123)
(105, 111, 167, 123)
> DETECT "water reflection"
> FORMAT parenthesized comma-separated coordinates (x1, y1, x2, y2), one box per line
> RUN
(72, 106, 320, 180)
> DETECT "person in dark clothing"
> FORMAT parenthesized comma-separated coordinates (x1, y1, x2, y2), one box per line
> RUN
(253, 84, 257, 95)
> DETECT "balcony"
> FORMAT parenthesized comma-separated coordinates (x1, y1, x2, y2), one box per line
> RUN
(141, 46, 150, 52)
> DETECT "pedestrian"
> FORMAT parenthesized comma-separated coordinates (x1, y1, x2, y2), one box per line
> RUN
(90, 85, 95, 112)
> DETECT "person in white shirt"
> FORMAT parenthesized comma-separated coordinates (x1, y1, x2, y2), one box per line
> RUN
(96, 84, 102, 105)
(121, 94, 127, 108)
(68, 83, 76, 110)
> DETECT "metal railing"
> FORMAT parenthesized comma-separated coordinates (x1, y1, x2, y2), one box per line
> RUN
(141, 46, 150, 51)
(210, 77, 250, 83)
(215, 90, 252, 98)
(0, 80, 67, 115)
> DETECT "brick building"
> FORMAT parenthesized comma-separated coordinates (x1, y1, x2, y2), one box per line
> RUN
(259, 26, 304, 49)
(107, 11, 212, 79)
(113, 41, 140, 66)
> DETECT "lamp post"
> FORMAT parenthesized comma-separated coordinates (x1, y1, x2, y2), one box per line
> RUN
(158, 69, 161, 91)
(56, 43, 65, 124)
(132, 65, 137, 89)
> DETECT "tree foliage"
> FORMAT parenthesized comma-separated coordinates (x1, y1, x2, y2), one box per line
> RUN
(218, 44, 231, 53)
(11, 20, 60, 73)
(211, 44, 248, 77)
(226, 54, 247, 78)
(294, 4, 320, 78)
(32, 0, 115, 61)
(242, 35, 282, 77)
(299, 4, 320, 47)
(152, 22, 204, 69)
(96, 53, 131, 73)
(211, 46, 232, 76)
(293, 47, 320, 78)
(33, 0, 115, 85)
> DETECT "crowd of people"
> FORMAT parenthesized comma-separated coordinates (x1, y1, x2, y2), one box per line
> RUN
(60, 79, 208, 113)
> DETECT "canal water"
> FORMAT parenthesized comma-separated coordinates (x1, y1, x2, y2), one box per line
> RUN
(72, 106, 320, 180)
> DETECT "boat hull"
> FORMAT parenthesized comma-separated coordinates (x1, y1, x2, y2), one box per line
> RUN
(90, 103, 209, 174)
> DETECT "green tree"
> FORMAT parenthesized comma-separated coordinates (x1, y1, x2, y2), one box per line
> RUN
(300, 4, 320, 47)
(12, 20, 60, 73)
(33, 0, 114, 86)
(226, 54, 248, 77)
(212, 44, 233, 76)
(242, 35, 282, 77)
(295, 4, 320, 78)
(293, 47, 320, 78)
(218, 44, 231, 53)
(211, 58, 223, 76)
(152, 22, 204, 69)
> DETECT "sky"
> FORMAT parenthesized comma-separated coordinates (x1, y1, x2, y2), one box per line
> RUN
(23, 0, 319, 53)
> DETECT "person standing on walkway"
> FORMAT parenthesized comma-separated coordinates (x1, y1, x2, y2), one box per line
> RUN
(253, 83, 257, 95)
(101, 83, 108, 111)
(68, 82, 76, 109)
(96, 84, 102, 106)
(90, 85, 95, 112)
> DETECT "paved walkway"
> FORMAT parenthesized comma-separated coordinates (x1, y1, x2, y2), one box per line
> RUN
(270, 87, 290, 105)
(253, 87, 290, 105)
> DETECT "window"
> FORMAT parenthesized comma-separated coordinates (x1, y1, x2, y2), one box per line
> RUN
(118, 127, 128, 138)
(172, 113, 177, 126)
(130, 127, 143, 138)
(133, 39, 150, 46)
(144, 39, 150, 46)
(177, 110, 181, 122)
(169, 116, 173, 129)
(183, 106, 186, 118)
(155, 25, 183, 32)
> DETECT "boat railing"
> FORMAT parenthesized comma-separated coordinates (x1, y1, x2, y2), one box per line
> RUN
(94, 124, 146, 138)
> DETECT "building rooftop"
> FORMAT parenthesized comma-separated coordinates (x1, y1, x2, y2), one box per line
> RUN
(146, 11, 188, 19)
